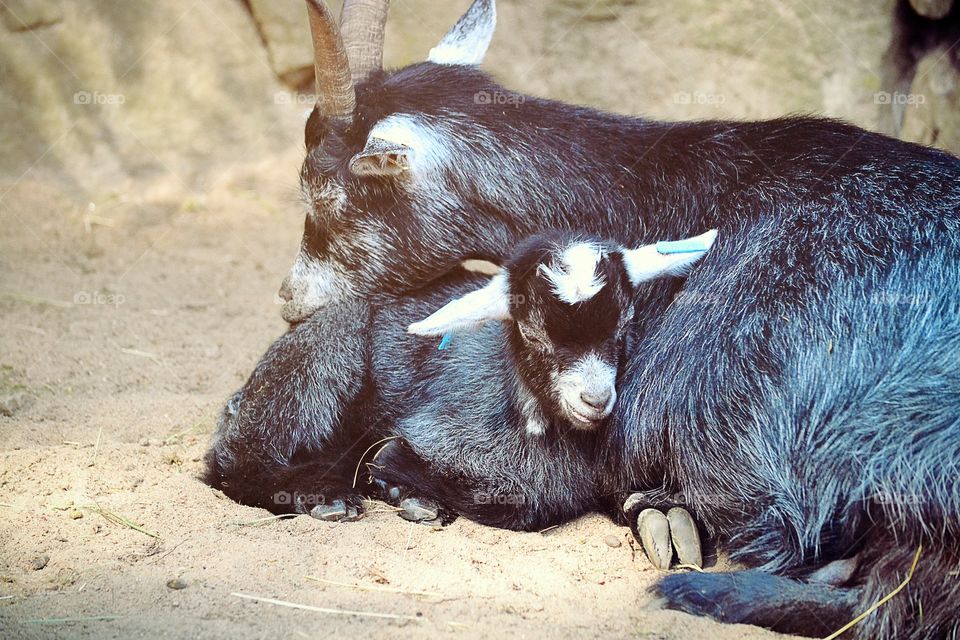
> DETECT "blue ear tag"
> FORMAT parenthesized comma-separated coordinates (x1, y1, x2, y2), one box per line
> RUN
(438, 333, 453, 350)
(656, 237, 710, 255)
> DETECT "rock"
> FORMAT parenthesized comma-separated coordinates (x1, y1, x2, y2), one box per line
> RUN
(247, 0, 316, 88)
(0, 391, 32, 417)
(900, 48, 960, 157)
(0, 0, 301, 195)
(166, 578, 188, 590)
(31, 555, 49, 571)
(603, 534, 622, 548)
(1, 0, 62, 32)
(69, 510, 83, 520)
(909, 0, 954, 19)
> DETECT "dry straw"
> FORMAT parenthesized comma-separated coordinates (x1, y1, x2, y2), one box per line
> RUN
(823, 544, 922, 640)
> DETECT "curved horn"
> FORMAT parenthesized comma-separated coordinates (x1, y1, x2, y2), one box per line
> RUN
(340, 0, 391, 84)
(305, 0, 355, 120)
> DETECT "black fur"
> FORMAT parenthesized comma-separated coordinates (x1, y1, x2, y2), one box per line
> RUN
(214, 2, 960, 637)
(208, 232, 648, 530)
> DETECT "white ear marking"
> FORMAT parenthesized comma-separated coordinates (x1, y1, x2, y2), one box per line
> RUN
(428, 0, 497, 66)
(539, 242, 606, 304)
(408, 273, 511, 336)
(621, 229, 717, 287)
(354, 115, 449, 176)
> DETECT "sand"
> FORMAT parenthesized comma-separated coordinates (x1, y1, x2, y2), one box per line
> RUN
(0, 150, 796, 639)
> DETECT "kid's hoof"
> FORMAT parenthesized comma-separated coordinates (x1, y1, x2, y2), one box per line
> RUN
(342, 504, 363, 522)
(398, 497, 440, 522)
(667, 507, 702, 568)
(637, 508, 673, 570)
(310, 500, 348, 521)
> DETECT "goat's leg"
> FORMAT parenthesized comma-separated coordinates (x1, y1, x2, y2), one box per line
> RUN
(650, 569, 861, 637)
(653, 534, 960, 639)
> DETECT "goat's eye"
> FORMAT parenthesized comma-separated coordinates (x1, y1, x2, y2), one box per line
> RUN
(518, 323, 552, 353)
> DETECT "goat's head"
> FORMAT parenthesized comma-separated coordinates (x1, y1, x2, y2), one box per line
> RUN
(407, 230, 718, 431)
(281, 0, 524, 323)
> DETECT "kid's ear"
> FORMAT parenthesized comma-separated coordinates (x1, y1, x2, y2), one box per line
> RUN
(621, 229, 717, 287)
(427, 0, 497, 66)
(408, 273, 511, 336)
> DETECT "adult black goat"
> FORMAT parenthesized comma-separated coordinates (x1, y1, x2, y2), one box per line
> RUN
(221, 0, 960, 637)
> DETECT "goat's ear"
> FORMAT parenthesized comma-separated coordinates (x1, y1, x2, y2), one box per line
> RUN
(428, 0, 496, 66)
(408, 273, 511, 336)
(349, 136, 413, 177)
(621, 229, 718, 287)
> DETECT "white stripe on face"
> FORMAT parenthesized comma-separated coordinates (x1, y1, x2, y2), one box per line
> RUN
(538, 242, 607, 305)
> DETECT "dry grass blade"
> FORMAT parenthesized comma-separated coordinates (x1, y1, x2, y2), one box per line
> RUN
(90, 426, 103, 467)
(232, 592, 426, 622)
(304, 575, 443, 598)
(823, 544, 922, 640)
(87, 503, 160, 539)
(233, 514, 298, 527)
(120, 348, 162, 365)
(674, 564, 706, 573)
(351, 435, 401, 488)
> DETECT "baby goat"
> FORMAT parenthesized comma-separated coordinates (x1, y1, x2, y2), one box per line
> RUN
(205, 230, 716, 530)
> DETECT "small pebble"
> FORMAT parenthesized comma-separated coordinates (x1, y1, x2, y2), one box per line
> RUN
(69, 510, 83, 520)
(603, 534, 622, 548)
(166, 578, 188, 590)
(31, 555, 49, 571)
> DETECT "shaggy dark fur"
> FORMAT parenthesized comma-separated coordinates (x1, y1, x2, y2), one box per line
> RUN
(209, 1, 960, 636)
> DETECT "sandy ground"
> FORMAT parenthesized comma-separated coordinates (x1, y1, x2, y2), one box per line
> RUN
(0, 150, 799, 640)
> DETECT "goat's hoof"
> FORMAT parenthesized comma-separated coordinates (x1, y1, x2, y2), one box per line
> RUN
(309, 499, 363, 522)
(667, 507, 702, 568)
(398, 497, 440, 522)
(310, 500, 347, 521)
(637, 508, 673, 570)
